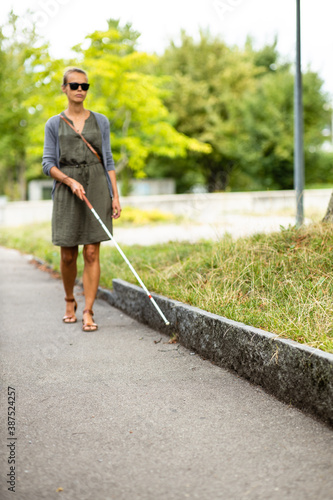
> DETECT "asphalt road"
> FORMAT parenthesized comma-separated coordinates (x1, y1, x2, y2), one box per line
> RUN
(0, 246, 333, 500)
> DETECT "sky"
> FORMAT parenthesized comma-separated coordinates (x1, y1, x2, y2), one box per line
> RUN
(1, 0, 333, 96)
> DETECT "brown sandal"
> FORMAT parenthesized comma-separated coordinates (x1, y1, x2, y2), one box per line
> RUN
(82, 309, 98, 332)
(63, 297, 78, 324)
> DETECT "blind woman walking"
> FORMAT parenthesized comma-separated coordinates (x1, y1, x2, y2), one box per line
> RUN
(42, 67, 121, 331)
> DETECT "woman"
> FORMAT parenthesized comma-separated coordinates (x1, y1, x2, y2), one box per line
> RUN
(42, 67, 121, 331)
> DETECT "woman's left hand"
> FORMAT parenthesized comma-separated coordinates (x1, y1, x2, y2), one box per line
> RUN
(112, 197, 122, 219)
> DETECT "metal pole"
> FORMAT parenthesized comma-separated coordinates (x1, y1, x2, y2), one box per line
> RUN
(294, 0, 304, 227)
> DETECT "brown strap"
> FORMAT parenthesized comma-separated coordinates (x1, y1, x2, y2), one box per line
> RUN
(83, 309, 94, 316)
(59, 114, 102, 163)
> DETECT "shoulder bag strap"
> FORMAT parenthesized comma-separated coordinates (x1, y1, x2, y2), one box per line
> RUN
(59, 114, 102, 163)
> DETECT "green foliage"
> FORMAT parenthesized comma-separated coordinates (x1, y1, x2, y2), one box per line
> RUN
(0, 11, 69, 198)
(0, 12, 331, 197)
(238, 64, 330, 190)
(239, 70, 295, 189)
(157, 30, 259, 192)
(157, 32, 331, 192)
(0, 11, 50, 198)
(305, 152, 333, 187)
(0, 15, 210, 199)
(75, 20, 210, 182)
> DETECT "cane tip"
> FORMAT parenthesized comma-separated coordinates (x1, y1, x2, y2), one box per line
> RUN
(165, 321, 170, 326)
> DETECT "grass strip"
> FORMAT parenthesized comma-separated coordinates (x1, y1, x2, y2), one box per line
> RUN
(1, 220, 332, 353)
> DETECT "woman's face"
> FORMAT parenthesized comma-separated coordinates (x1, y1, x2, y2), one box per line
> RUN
(62, 71, 89, 104)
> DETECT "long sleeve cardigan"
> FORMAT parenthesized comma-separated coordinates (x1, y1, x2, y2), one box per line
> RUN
(42, 111, 115, 199)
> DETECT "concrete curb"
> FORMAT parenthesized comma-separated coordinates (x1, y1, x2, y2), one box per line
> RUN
(98, 279, 333, 427)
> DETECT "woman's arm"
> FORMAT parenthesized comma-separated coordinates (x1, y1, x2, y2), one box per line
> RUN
(43, 117, 86, 200)
(42, 119, 58, 177)
(50, 166, 86, 201)
(99, 114, 121, 218)
(108, 170, 121, 219)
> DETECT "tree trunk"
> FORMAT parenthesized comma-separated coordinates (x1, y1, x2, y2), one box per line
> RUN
(322, 191, 333, 222)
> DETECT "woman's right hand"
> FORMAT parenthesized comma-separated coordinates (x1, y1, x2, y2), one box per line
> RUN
(68, 178, 86, 200)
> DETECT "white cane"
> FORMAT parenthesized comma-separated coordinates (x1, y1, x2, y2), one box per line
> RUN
(83, 194, 170, 326)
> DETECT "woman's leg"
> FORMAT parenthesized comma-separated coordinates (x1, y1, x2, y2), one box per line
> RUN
(82, 242, 101, 329)
(61, 246, 79, 321)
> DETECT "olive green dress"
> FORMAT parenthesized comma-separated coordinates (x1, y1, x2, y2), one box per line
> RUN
(52, 112, 113, 247)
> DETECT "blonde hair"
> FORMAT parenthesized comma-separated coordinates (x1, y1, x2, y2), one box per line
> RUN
(62, 67, 88, 85)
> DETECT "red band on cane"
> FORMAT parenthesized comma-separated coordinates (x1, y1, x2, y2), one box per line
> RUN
(83, 194, 93, 210)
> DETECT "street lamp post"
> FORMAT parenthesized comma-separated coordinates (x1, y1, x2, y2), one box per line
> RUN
(294, 0, 304, 227)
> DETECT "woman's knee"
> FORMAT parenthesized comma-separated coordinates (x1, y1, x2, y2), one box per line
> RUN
(83, 244, 100, 265)
(61, 246, 78, 266)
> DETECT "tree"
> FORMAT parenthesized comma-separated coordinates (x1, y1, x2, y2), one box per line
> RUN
(238, 51, 330, 190)
(156, 32, 331, 192)
(0, 10, 65, 199)
(71, 19, 211, 189)
(0, 15, 210, 199)
(157, 29, 258, 192)
(0, 11, 53, 199)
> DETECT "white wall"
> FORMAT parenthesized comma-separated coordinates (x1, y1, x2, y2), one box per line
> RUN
(0, 189, 331, 227)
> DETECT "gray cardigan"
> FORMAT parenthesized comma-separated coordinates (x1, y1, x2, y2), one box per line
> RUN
(42, 111, 115, 198)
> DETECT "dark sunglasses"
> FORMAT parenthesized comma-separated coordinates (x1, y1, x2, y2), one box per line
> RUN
(66, 82, 90, 91)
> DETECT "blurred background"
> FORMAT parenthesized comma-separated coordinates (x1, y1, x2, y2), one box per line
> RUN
(0, 0, 332, 208)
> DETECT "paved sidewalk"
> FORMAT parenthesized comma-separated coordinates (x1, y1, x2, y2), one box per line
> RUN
(0, 246, 332, 500)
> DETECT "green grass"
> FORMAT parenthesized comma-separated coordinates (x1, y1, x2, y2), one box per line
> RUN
(1, 219, 333, 353)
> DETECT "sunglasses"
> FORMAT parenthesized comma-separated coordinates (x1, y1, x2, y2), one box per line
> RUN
(66, 82, 90, 91)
